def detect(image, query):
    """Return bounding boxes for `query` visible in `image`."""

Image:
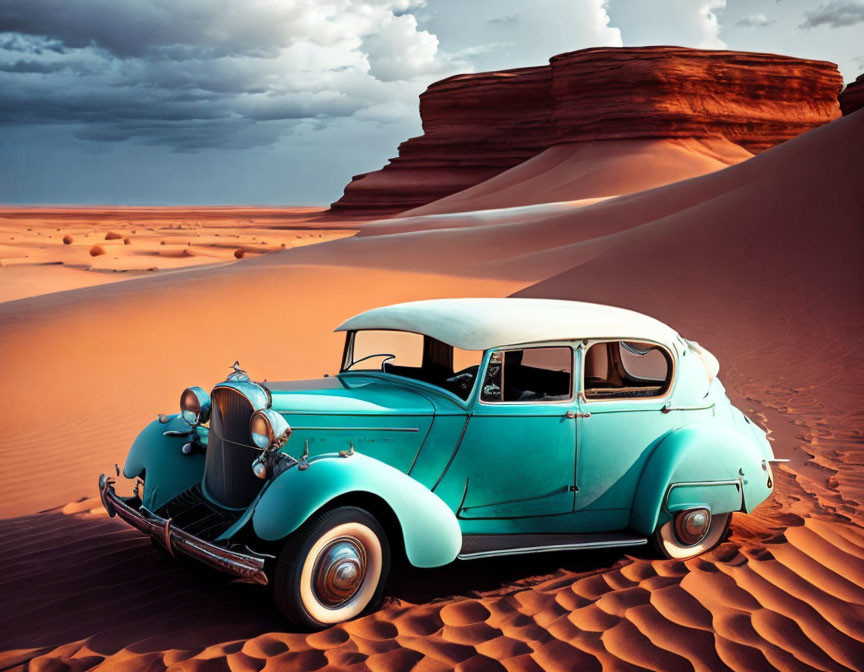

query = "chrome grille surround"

[204,386,265,508]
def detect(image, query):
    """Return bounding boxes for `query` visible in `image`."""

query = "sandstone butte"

[330,46,843,215]
[840,74,864,115]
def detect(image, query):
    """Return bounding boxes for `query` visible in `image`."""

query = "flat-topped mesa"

[330,66,551,214]
[549,47,842,152]
[330,46,843,215]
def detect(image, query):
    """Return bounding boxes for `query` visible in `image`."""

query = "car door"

[572,339,675,517]
[440,344,578,519]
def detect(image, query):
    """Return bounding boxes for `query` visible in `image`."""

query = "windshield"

[342,330,482,400]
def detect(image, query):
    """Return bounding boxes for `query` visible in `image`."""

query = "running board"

[458,532,647,560]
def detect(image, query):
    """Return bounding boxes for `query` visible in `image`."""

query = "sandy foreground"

[0,114,863,671]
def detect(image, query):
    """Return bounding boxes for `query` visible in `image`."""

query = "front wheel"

[272,506,391,629]
[653,509,731,559]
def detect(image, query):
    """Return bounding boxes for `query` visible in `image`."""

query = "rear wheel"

[653,509,731,559]
[272,506,390,629]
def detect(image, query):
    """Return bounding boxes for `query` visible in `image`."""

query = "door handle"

[565,410,591,419]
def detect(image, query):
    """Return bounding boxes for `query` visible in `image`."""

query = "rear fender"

[252,452,461,568]
[630,423,771,536]
[123,414,205,511]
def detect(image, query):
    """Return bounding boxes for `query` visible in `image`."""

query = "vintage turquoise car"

[99,298,779,628]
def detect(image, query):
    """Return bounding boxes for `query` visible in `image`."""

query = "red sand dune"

[0,95,862,671]
[331,46,842,214]
[403,138,753,215]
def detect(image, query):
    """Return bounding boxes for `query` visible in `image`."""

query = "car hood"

[267,374,435,416]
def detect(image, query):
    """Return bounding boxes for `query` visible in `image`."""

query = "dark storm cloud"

[0,0,462,151]
[0,0,310,59]
[0,58,62,73]
[800,1,864,28]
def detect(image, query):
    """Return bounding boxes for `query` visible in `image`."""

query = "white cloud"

[607,0,727,50]
[415,0,622,72]
[736,13,775,28]
[364,12,449,81]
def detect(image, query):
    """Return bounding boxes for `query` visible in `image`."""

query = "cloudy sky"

[1,0,861,206]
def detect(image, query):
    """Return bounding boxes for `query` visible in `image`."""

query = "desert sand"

[1,113,862,672]
[401,138,754,215]
[0,207,355,303]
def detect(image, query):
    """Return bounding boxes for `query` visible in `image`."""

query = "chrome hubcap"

[313,537,367,607]
[674,508,711,545]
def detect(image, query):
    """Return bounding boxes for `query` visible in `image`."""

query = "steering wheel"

[345,353,396,371]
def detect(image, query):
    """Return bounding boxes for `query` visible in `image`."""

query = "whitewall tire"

[654,510,731,559]
[273,506,391,629]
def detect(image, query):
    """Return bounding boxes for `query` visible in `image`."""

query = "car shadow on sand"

[0,508,637,656]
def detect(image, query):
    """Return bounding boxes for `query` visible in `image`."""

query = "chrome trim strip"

[98,474,269,585]
[667,478,741,488]
[275,409,434,417]
[662,478,743,515]
[458,537,647,560]
[288,425,420,432]
[662,402,716,413]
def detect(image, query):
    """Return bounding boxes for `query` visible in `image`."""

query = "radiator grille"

[203,387,264,508]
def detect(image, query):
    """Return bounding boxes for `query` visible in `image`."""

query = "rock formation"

[840,74,864,115]
[330,46,843,215]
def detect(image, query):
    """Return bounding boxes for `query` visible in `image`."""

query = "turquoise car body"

[120,304,776,570]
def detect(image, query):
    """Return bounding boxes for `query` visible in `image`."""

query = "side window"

[583,341,671,400]
[481,346,573,402]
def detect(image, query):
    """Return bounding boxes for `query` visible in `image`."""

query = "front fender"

[630,422,772,536]
[252,453,462,568]
[123,414,205,511]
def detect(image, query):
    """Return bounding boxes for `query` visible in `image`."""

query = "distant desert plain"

[1,46,863,672]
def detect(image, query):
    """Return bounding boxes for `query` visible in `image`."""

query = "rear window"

[583,341,671,399]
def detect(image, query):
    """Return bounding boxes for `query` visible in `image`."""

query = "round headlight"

[250,408,292,450]
[180,386,210,425]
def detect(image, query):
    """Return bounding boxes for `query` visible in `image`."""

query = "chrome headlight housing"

[180,386,210,425]
[249,408,292,451]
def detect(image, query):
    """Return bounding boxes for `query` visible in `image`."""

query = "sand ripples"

[2,508,862,672]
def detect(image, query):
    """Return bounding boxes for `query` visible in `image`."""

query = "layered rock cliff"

[330,46,843,214]
[840,74,864,115]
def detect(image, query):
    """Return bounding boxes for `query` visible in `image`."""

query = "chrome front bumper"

[98,474,269,585]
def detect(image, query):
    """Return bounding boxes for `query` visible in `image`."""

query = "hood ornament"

[227,360,250,382]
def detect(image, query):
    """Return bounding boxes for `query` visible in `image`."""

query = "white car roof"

[335,298,680,351]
